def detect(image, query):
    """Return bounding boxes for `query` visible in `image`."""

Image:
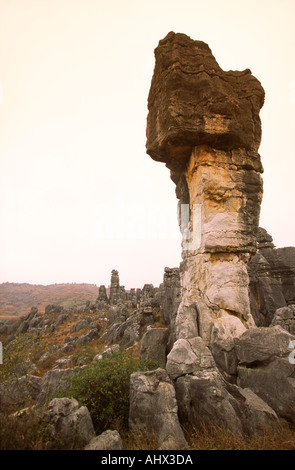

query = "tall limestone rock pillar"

[146,32,265,343]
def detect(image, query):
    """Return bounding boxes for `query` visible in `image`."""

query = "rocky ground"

[0,266,295,450]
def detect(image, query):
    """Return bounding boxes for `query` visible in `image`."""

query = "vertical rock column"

[146,32,265,343]
[109,269,121,305]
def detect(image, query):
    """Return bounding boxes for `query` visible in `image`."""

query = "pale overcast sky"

[0,0,294,289]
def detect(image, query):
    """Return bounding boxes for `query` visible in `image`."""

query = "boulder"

[84,430,123,450]
[237,357,295,423]
[271,305,295,335]
[234,326,294,364]
[175,371,279,436]
[71,319,89,333]
[0,375,41,409]
[129,368,188,450]
[248,229,295,326]
[55,313,69,327]
[234,326,295,423]
[140,327,169,367]
[45,304,64,315]
[44,398,95,448]
[209,315,246,376]
[166,336,215,380]
[37,367,84,406]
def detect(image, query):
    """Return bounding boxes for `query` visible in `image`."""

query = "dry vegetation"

[1,410,295,450]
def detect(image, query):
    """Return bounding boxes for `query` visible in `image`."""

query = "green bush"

[54,349,158,435]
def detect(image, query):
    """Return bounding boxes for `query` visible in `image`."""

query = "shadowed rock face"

[146,32,265,342]
[248,227,295,325]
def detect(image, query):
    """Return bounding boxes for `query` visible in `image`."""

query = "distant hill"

[0,282,99,318]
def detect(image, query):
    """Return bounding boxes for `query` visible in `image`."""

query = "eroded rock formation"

[143,32,295,436]
[248,227,295,325]
[146,31,265,342]
[109,269,120,304]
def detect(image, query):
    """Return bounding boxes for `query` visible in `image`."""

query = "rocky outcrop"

[165,335,279,435]
[0,375,42,410]
[109,269,121,304]
[97,285,109,303]
[146,31,265,343]
[129,368,188,450]
[43,398,95,448]
[147,32,264,169]
[37,367,85,406]
[271,305,295,334]
[235,326,295,423]
[85,430,123,450]
[175,371,279,436]
[140,327,169,367]
[248,227,295,326]
[161,267,181,346]
[143,31,295,440]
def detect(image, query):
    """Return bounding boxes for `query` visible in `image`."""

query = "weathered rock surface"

[166,334,279,434]
[140,327,169,367]
[44,398,95,448]
[97,285,109,303]
[248,228,295,326]
[161,267,181,346]
[209,314,246,377]
[237,357,295,424]
[0,375,41,409]
[146,31,264,343]
[84,430,123,450]
[37,367,85,406]
[175,372,279,436]
[129,368,188,450]
[234,325,293,364]
[271,305,295,334]
[147,31,264,170]
[235,326,295,423]
[109,269,121,304]
[166,336,215,379]
[144,32,295,438]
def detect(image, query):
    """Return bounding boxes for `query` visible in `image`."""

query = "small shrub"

[54,349,158,435]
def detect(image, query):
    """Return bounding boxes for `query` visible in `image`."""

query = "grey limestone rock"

[0,375,42,409]
[209,315,246,377]
[44,398,95,448]
[129,368,188,450]
[175,371,279,436]
[271,305,295,335]
[234,325,295,423]
[84,430,123,450]
[234,325,294,364]
[37,367,85,406]
[166,336,215,380]
[140,327,169,367]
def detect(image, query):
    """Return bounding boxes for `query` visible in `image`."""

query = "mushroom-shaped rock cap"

[146,32,265,172]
